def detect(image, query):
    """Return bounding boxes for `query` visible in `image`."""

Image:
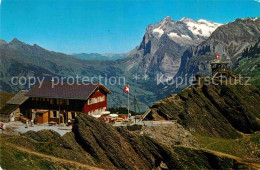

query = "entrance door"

[42,112,48,123]
[60,114,64,124]
[37,114,43,124]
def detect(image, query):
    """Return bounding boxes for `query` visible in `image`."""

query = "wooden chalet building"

[0,90,30,122]
[25,82,112,124]
[1,82,112,124]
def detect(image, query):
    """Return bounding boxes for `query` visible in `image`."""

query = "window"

[101,96,105,102]
[88,99,92,105]
[50,99,54,104]
[50,111,59,118]
[66,99,69,105]
[71,112,76,119]
[53,111,57,118]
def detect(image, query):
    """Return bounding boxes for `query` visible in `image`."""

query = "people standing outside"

[25,120,29,128]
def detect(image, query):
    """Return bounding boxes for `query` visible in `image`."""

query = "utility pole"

[134,95,137,124]
[58,99,60,124]
[128,91,130,119]
[133,95,141,123]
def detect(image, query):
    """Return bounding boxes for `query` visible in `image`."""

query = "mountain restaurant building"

[25,82,112,124]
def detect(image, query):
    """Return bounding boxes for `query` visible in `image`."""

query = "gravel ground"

[3,121,72,136]
[141,123,199,147]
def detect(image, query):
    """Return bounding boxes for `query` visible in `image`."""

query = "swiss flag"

[216,55,220,59]
[124,85,129,94]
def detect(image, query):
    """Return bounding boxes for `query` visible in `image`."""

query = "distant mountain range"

[72,53,127,61]
[0,17,259,111]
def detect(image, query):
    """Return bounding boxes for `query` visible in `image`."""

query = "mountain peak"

[10,38,24,45]
[11,38,19,42]
[158,16,174,25]
[163,16,172,21]
[180,17,196,23]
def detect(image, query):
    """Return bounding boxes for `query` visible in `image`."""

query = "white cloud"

[254,0,260,3]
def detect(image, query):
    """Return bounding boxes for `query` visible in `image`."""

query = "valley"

[1,0,260,169]
[1,17,259,111]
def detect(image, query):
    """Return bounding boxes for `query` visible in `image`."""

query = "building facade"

[1,82,112,124]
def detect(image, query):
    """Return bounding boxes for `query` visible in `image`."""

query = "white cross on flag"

[124,85,129,94]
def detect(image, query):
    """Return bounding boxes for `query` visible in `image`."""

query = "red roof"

[26,82,111,100]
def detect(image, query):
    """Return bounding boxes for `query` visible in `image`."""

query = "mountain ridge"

[126,16,222,80]
[175,17,260,81]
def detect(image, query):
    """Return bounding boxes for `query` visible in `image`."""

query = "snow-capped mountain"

[176,17,260,80]
[180,17,222,37]
[127,16,222,80]
[149,16,222,46]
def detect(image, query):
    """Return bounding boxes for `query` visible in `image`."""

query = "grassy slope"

[195,132,260,162]
[234,56,260,90]
[0,134,101,169]
[0,140,98,169]
[234,38,260,90]
[0,142,67,170]
[0,90,15,109]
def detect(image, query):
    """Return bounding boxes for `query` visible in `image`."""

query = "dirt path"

[5,143,103,170]
[174,145,260,169]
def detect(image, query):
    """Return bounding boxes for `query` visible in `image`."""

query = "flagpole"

[128,90,130,118]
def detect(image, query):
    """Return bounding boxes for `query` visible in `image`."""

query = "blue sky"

[0,0,259,54]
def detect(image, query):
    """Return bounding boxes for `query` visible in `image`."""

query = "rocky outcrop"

[147,82,260,138]
[72,114,180,169]
[71,114,256,169]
